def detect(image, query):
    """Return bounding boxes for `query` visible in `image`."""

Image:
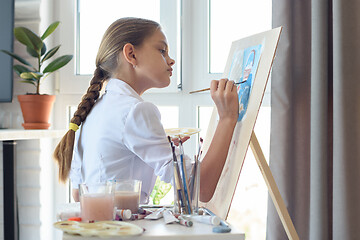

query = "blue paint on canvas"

[228,44,262,122]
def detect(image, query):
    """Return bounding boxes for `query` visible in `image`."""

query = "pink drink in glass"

[114,191,140,213]
[80,193,114,222]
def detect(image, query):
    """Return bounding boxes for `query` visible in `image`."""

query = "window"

[57,1,272,239]
[197,106,213,140]
[157,106,179,129]
[77,0,161,75]
[57,0,180,94]
[209,0,272,73]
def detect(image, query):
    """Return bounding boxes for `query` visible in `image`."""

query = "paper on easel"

[200,27,283,219]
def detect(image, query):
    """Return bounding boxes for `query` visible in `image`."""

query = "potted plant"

[1,21,72,129]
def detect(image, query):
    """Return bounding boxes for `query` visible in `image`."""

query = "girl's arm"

[200,79,239,202]
[72,189,79,202]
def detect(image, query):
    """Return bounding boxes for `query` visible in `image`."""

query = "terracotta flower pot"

[17,95,56,129]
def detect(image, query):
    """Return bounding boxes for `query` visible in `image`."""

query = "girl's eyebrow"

[158,40,168,49]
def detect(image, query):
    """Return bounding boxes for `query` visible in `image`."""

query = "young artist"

[53,17,239,203]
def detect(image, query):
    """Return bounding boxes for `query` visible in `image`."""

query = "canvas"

[200,27,282,219]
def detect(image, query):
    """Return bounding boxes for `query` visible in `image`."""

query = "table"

[62,218,245,240]
[0,129,66,240]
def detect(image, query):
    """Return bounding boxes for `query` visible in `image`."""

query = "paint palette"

[165,128,201,137]
[53,221,144,237]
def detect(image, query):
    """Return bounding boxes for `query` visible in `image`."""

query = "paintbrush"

[179,140,192,214]
[167,136,185,212]
[189,79,247,94]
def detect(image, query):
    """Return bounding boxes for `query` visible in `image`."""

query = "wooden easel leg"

[249,131,299,240]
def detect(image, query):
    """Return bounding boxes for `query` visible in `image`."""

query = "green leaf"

[20,72,35,80]
[0,50,33,67]
[41,43,47,56]
[20,80,36,86]
[150,177,172,205]
[41,21,60,40]
[13,65,31,76]
[43,55,73,73]
[20,71,43,80]
[14,27,43,51]
[41,45,60,63]
[26,46,38,57]
[27,43,46,57]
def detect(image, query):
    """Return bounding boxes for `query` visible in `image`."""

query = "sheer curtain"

[268,0,360,239]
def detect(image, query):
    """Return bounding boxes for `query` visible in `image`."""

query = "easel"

[249,131,299,240]
[196,27,299,239]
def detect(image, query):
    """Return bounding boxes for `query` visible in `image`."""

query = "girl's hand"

[171,136,190,146]
[210,78,239,123]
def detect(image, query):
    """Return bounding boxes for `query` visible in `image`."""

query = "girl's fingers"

[171,136,190,146]
[181,136,190,143]
[210,80,219,94]
[217,78,228,92]
[225,80,235,92]
[172,137,180,146]
[210,78,230,94]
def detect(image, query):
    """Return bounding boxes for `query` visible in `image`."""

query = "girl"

[53,17,239,203]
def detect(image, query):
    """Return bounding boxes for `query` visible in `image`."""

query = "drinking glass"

[79,182,115,222]
[173,160,200,215]
[113,179,142,213]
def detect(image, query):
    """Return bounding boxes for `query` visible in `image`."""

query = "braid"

[71,68,107,125]
[53,67,108,182]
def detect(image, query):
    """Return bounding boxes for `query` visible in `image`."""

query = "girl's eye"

[160,49,166,55]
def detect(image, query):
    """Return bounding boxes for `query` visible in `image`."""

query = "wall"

[0,0,67,239]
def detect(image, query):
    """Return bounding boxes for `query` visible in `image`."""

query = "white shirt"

[70,78,181,203]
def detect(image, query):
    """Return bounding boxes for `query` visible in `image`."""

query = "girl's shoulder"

[130,101,161,119]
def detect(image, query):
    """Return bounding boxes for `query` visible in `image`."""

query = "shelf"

[0,129,66,141]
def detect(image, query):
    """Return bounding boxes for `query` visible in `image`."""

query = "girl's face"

[134,29,175,90]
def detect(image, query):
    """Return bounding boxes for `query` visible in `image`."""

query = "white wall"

[0,0,68,239]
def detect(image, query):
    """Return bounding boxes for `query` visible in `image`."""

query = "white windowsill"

[0,129,66,141]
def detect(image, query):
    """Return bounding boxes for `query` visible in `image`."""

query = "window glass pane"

[69,106,76,124]
[197,106,213,146]
[77,0,160,75]
[157,106,179,129]
[209,0,272,73]
[150,105,179,206]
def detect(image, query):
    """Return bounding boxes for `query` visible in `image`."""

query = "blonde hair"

[53,18,160,182]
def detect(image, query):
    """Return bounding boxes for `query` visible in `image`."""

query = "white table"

[61,218,245,240]
[0,129,66,240]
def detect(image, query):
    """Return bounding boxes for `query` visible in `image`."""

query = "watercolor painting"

[228,49,244,83]
[228,45,263,122]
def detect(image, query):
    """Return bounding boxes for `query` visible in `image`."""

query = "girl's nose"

[168,57,175,66]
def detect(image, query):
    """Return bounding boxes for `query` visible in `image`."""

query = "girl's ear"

[122,43,137,67]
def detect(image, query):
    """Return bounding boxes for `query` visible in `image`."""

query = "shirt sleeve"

[123,101,174,183]
[70,129,83,189]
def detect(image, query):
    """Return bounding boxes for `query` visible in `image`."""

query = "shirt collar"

[105,78,143,101]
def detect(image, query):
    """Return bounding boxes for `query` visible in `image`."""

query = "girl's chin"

[158,78,171,88]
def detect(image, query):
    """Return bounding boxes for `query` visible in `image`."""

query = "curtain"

[268,0,360,239]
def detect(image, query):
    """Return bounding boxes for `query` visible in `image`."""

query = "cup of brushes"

[168,136,200,215]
